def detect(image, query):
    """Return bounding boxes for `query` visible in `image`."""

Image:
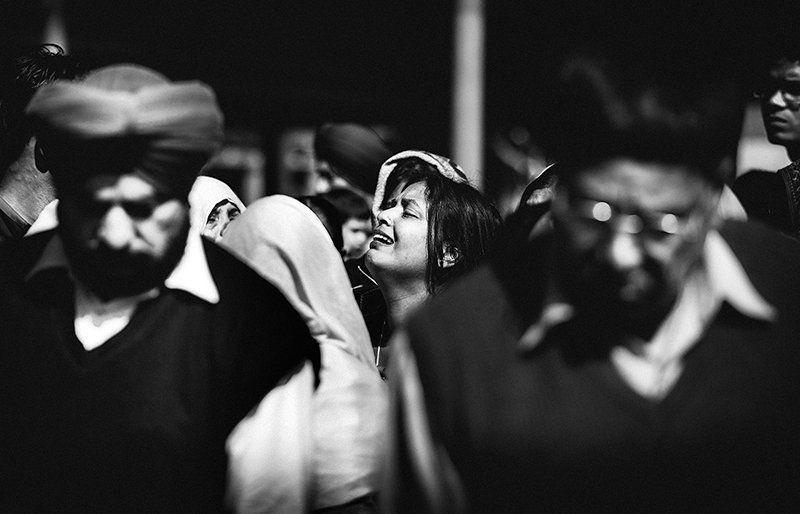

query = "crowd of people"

[1,37,800,513]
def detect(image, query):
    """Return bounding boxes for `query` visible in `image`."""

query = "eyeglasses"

[556,196,702,243]
[753,79,800,108]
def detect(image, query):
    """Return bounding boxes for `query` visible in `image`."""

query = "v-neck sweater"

[0,231,318,512]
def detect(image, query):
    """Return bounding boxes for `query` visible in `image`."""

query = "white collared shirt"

[518,229,775,399]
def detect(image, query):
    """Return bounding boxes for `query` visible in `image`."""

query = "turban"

[26,64,224,198]
[314,123,393,196]
[372,149,469,217]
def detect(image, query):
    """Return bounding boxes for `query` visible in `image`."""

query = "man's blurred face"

[759,59,800,152]
[58,173,190,300]
[551,158,720,335]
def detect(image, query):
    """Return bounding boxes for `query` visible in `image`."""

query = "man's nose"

[602,231,644,272]
[768,89,788,108]
[97,205,136,250]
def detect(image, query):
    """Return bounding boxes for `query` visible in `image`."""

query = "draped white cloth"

[221,195,388,511]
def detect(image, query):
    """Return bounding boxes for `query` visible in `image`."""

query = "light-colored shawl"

[188,175,246,233]
[221,195,387,511]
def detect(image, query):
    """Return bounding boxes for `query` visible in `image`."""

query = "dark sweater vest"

[0,231,319,512]
[403,221,800,512]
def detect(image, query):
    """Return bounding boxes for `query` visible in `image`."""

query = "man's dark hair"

[538,45,747,187]
[0,44,82,173]
[319,186,371,221]
[383,157,502,294]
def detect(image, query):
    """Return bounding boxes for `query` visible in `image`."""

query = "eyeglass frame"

[551,193,708,244]
[752,78,800,108]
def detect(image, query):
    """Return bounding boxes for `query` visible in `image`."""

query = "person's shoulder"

[718,219,800,303]
[405,262,522,361]
[0,229,55,285]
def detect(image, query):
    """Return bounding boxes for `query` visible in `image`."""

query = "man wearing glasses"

[733,48,800,238]
[384,47,800,512]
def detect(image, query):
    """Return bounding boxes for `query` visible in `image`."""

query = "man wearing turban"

[0,64,318,511]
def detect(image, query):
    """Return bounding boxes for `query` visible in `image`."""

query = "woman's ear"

[439,246,461,268]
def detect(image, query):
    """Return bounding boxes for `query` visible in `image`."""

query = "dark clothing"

[345,257,390,377]
[0,195,29,241]
[0,230,319,512]
[733,160,800,238]
[400,220,800,512]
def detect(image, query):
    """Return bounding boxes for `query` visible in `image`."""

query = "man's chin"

[79,268,167,301]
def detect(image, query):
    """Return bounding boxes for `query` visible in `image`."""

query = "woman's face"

[366,180,430,284]
[202,199,241,242]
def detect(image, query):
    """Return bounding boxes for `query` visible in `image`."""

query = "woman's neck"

[378,278,430,329]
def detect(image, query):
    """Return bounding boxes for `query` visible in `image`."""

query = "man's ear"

[439,246,461,269]
[34,140,49,174]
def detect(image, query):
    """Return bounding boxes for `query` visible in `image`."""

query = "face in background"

[341,217,372,260]
[203,199,241,242]
[58,173,190,301]
[551,158,720,336]
[365,180,430,286]
[759,58,800,153]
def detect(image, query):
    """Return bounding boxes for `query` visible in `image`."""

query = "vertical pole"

[43,0,69,51]
[451,0,485,190]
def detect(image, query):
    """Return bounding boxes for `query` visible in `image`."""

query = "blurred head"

[755,52,800,159]
[296,194,345,254]
[319,186,372,260]
[541,48,737,334]
[366,152,502,295]
[26,63,223,300]
[0,44,82,175]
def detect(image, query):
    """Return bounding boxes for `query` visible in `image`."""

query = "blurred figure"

[0,44,81,241]
[734,47,800,238]
[276,126,325,196]
[320,186,373,261]
[385,48,800,512]
[314,122,394,198]
[220,195,387,512]
[363,150,502,373]
[189,175,245,242]
[0,63,317,511]
[296,193,345,254]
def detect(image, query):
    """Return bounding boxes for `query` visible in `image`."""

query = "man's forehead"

[771,59,800,79]
[86,174,158,201]
[566,158,715,210]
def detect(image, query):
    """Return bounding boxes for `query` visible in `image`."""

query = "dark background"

[2,1,797,203]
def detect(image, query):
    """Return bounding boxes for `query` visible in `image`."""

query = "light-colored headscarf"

[221,195,387,511]
[188,175,246,234]
[372,149,469,217]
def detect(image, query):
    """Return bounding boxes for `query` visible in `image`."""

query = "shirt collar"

[518,228,775,351]
[26,230,219,304]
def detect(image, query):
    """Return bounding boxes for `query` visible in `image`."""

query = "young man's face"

[759,58,800,152]
[551,158,720,335]
[58,173,190,300]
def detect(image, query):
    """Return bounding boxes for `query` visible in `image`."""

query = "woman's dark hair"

[383,157,502,294]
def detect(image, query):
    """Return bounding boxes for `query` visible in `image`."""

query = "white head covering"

[372,149,469,217]
[221,195,386,510]
[220,194,374,365]
[188,175,246,234]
